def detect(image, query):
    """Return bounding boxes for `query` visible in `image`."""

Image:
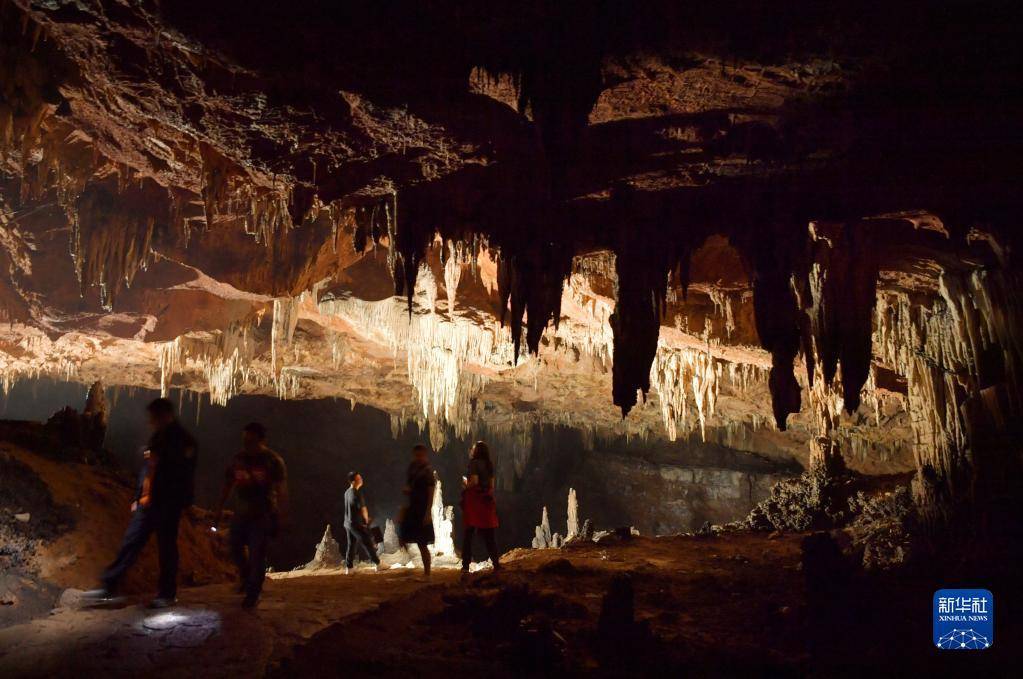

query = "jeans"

[462,526,499,571]
[230,515,273,597]
[101,505,182,598]
[345,525,379,568]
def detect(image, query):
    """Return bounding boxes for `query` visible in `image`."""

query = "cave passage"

[2,378,790,569]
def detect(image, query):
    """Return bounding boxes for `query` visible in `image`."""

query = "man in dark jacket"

[343,471,381,573]
[83,398,197,608]
[214,422,288,608]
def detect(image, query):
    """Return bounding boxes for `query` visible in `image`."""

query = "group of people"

[342,441,502,579]
[82,398,503,611]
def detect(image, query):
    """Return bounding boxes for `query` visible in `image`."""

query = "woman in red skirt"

[460,440,501,575]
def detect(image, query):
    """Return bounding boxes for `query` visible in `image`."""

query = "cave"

[0,0,1020,676]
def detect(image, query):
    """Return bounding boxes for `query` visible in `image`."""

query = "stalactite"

[442,239,469,313]
[497,247,573,364]
[796,221,879,412]
[199,143,295,248]
[610,248,670,417]
[555,254,616,370]
[747,223,806,430]
[275,368,301,400]
[318,287,512,437]
[326,330,348,369]
[649,343,720,441]
[158,324,255,406]
[707,289,738,339]
[0,328,82,394]
[874,265,1022,529]
[270,297,299,378]
[70,181,158,310]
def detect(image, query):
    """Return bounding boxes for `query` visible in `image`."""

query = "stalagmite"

[381,519,399,555]
[304,525,343,570]
[567,487,579,540]
[430,476,455,557]
[81,380,108,451]
[532,506,553,549]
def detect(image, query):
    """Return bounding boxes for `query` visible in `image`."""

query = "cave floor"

[0,568,460,678]
[1,531,1017,677]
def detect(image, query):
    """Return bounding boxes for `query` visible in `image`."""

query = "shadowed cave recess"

[1,0,1022,675]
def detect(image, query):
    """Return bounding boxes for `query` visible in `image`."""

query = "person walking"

[83,398,198,608]
[460,440,501,577]
[343,471,381,573]
[398,444,436,579]
[214,422,288,608]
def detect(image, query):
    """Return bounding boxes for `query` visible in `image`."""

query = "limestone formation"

[566,488,579,541]
[304,525,343,570]
[430,476,455,557]
[532,507,553,549]
[80,381,108,452]
[381,519,399,555]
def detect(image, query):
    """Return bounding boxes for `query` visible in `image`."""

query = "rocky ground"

[0,438,233,628]
[1,526,1019,676]
[0,568,460,678]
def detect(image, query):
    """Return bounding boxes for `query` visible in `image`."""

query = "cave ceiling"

[1,0,1020,474]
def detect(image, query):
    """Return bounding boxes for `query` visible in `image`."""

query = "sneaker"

[375,562,385,572]
[342,566,351,575]
[147,597,176,609]
[81,588,115,600]
[241,594,259,609]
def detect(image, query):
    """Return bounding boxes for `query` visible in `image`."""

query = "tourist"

[82,398,198,609]
[460,440,501,576]
[213,422,289,608]
[343,471,381,573]
[398,444,436,579]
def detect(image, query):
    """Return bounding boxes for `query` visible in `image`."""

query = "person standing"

[398,444,436,579]
[214,422,288,609]
[83,398,197,609]
[460,440,501,576]
[343,471,381,573]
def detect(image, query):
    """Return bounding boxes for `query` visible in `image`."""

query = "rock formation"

[430,476,455,557]
[566,488,579,541]
[303,525,343,570]
[532,507,554,549]
[381,519,399,555]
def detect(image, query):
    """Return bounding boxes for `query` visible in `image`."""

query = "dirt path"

[0,568,457,678]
